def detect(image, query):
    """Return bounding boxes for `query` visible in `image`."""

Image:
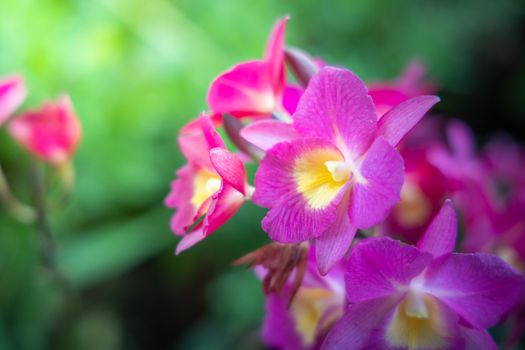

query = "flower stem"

[0,163,36,223]
[30,161,71,293]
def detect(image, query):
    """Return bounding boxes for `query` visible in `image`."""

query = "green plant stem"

[30,161,71,294]
[0,163,36,223]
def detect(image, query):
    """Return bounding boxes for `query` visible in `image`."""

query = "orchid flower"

[261,246,345,350]
[8,95,81,165]
[322,200,525,350]
[165,115,250,253]
[248,66,439,274]
[0,75,26,126]
[207,17,302,121]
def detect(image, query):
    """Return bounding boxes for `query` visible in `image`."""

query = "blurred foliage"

[0,0,524,349]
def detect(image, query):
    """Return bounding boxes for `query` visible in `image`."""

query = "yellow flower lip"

[324,160,352,182]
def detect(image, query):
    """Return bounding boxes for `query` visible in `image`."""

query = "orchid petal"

[282,84,303,115]
[240,120,299,151]
[262,294,304,350]
[175,228,206,255]
[348,137,404,229]
[345,237,432,303]
[461,327,498,350]
[417,199,458,257]
[261,189,339,243]
[0,75,26,126]
[207,60,275,117]
[178,133,213,170]
[200,114,226,149]
[377,95,440,147]
[165,165,198,235]
[424,252,525,328]
[202,183,244,235]
[293,67,377,157]
[209,147,246,195]
[315,202,356,275]
[321,296,402,350]
[264,16,288,97]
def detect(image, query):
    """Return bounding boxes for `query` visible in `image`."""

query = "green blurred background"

[0,0,524,349]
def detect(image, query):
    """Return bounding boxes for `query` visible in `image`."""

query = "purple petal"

[262,294,304,350]
[417,199,458,257]
[321,296,401,350]
[425,252,525,329]
[316,202,356,275]
[377,95,440,147]
[293,67,377,157]
[240,120,299,151]
[461,327,498,350]
[348,137,404,229]
[261,189,339,243]
[447,119,476,159]
[346,237,432,303]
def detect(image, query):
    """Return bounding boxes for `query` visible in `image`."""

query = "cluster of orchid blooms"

[0,75,80,225]
[166,17,525,349]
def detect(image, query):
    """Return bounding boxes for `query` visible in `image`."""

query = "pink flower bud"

[9,95,81,165]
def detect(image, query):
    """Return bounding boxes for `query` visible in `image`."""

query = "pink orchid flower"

[322,200,525,350]
[8,95,81,165]
[207,17,302,121]
[0,75,26,126]
[369,60,436,118]
[165,115,250,253]
[262,246,345,350]
[250,66,439,274]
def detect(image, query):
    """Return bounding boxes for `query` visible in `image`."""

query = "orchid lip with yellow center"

[190,170,221,209]
[388,276,448,349]
[293,147,348,210]
[292,287,341,346]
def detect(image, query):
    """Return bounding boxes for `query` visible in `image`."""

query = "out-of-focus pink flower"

[261,246,345,350]
[207,17,302,121]
[165,115,250,254]
[0,75,26,126]
[8,95,81,165]
[322,200,524,350]
[369,60,436,118]
[459,135,525,268]
[382,118,452,243]
[251,67,439,274]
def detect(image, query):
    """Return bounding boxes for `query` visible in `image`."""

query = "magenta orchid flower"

[322,200,524,350]
[207,17,302,120]
[250,66,439,274]
[8,95,81,165]
[262,246,346,350]
[165,115,250,253]
[0,75,26,126]
[369,60,436,118]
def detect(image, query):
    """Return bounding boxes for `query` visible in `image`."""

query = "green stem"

[0,163,36,223]
[30,162,71,294]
